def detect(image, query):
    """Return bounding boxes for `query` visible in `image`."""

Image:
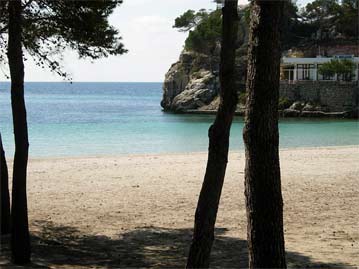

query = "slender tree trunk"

[243,1,286,268]
[186,1,238,267]
[1,133,11,235]
[8,0,31,264]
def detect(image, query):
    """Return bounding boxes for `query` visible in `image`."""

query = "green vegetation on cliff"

[173,0,358,56]
[303,0,358,40]
[174,9,222,54]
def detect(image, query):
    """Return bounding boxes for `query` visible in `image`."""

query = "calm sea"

[0,82,358,157]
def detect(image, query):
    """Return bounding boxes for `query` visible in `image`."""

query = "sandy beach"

[1,146,358,268]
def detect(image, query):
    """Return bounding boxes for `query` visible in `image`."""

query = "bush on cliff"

[174,9,222,55]
[174,0,358,56]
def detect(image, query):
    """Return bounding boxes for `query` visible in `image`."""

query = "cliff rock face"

[170,70,218,112]
[161,15,249,112]
[161,51,219,112]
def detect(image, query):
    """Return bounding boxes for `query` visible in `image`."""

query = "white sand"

[1,146,358,268]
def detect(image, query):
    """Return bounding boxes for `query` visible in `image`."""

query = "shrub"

[318,59,356,81]
[278,97,292,110]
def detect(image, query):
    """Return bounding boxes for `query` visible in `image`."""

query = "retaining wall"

[280,81,359,112]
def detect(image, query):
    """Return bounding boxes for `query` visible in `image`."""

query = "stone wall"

[280,81,359,112]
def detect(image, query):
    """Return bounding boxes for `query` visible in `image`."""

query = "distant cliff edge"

[161,6,358,118]
[161,9,249,113]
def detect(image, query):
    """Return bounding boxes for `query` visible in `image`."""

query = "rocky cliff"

[161,14,248,113]
[161,51,220,112]
[161,9,359,118]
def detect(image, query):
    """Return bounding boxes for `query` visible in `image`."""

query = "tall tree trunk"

[243,1,286,268]
[8,0,31,264]
[1,133,11,235]
[186,1,238,267]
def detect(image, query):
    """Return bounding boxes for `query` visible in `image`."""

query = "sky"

[2,0,314,82]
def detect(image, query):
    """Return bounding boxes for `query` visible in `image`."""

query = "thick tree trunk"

[8,0,31,264]
[243,1,286,268]
[0,133,11,235]
[186,1,238,267]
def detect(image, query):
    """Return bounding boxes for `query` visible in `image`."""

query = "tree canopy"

[302,0,358,40]
[173,9,222,54]
[318,59,356,81]
[173,9,209,32]
[0,0,127,78]
[173,0,358,55]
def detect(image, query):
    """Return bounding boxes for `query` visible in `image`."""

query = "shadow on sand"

[0,220,354,268]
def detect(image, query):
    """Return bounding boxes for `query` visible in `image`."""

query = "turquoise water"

[0,82,358,157]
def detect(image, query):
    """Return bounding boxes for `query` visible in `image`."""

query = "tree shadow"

[0,221,354,268]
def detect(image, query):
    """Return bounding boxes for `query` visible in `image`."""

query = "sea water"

[0,82,358,157]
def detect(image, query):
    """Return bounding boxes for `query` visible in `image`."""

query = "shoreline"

[166,108,359,119]
[8,144,356,160]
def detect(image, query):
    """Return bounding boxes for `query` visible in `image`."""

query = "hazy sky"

[2,0,313,82]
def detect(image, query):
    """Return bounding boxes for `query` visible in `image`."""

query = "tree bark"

[8,0,31,264]
[243,1,286,268]
[186,1,238,267]
[0,133,11,235]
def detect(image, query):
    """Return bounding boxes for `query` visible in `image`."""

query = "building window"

[281,65,294,81]
[297,64,315,80]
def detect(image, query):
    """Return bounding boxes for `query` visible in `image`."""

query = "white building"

[281,55,359,83]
